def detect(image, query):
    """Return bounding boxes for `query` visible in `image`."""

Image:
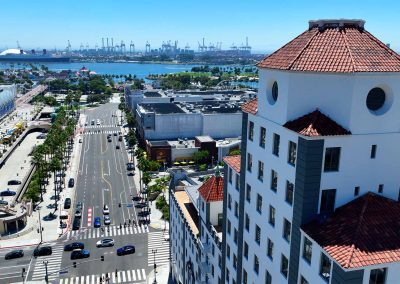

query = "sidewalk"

[0,114,85,249]
[147,264,171,284]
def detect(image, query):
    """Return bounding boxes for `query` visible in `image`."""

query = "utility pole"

[152,249,157,283]
[43,260,49,283]
[38,210,43,243]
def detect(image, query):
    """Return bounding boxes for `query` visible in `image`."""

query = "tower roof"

[198,175,224,202]
[257,19,400,73]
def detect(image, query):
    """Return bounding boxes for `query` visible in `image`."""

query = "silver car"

[104,215,111,225]
[96,238,114,248]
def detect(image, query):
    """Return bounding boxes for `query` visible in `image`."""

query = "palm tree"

[31,146,45,201]
[49,157,61,210]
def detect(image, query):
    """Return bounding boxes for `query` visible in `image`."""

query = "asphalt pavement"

[18,102,164,284]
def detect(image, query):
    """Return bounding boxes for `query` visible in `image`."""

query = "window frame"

[371,144,377,159]
[246,184,251,203]
[256,194,263,214]
[369,268,387,284]
[273,133,280,156]
[270,169,278,192]
[258,160,264,181]
[281,254,289,278]
[228,168,233,184]
[267,238,274,260]
[269,205,276,226]
[247,153,253,172]
[324,147,341,172]
[255,224,261,245]
[285,180,294,205]
[254,254,259,274]
[319,253,332,282]
[259,127,266,148]
[248,121,254,141]
[320,189,336,214]
[302,237,313,264]
[288,141,297,165]
[283,218,291,243]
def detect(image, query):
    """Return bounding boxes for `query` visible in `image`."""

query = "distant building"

[136,100,243,145]
[0,85,16,120]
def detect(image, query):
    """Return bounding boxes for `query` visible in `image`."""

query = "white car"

[97,120,101,125]
[96,238,114,247]
[104,215,111,225]
[103,205,110,215]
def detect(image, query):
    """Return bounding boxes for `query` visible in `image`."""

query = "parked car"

[116,145,120,150]
[113,133,118,136]
[127,163,134,171]
[33,246,52,257]
[36,134,46,139]
[68,178,75,188]
[118,136,123,142]
[7,180,21,185]
[71,249,90,260]
[5,250,24,260]
[64,198,71,209]
[72,218,80,230]
[75,209,82,218]
[0,189,16,197]
[107,139,112,143]
[104,215,111,225]
[64,242,84,251]
[0,200,9,206]
[117,245,135,256]
[96,238,114,248]
[94,217,101,228]
[79,139,82,143]
[76,202,83,210]
[103,204,110,215]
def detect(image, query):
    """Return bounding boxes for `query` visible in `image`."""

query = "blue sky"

[1,0,400,53]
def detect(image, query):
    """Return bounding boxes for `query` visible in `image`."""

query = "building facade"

[223,19,400,284]
[0,85,16,120]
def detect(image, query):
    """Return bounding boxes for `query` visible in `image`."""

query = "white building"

[0,85,16,120]
[170,170,224,284]
[222,19,400,284]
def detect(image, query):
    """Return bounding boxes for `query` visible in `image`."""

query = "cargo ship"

[0,48,70,63]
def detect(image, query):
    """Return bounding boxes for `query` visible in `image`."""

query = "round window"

[272,81,278,102]
[366,88,385,111]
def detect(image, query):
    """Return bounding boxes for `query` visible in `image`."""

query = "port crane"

[66,40,71,53]
[129,41,135,53]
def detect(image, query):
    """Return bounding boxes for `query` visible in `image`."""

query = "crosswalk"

[148,231,170,266]
[84,125,118,129]
[66,225,149,240]
[31,244,64,281]
[59,268,146,284]
[83,130,121,136]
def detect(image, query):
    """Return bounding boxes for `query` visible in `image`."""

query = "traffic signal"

[101,255,104,261]
[73,262,77,268]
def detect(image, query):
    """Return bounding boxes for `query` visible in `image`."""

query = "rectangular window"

[256,194,263,213]
[320,253,331,282]
[354,186,360,197]
[320,189,336,214]
[273,133,280,156]
[324,147,341,172]
[369,268,387,284]
[267,238,274,260]
[255,225,261,245]
[227,244,230,259]
[271,170,278,191]
[228,194,232,210]
[378,184,384,193]
[235,174,239,190]
[248,121,254,141]
[219,255,222,268]
[269,205,276,226]
[228,168,233,184]
[233,253,237,270]
[260,127,266,148]
[226,268,230,282]
[300,276,309,284]
[245,214,250,231]
[227,220,231,235]
[265,271,272,284]
[288,141,297,165]
[234,202,239,218]
[244,242,248,259]
[246,184,251,202]
[371,145,377,159]
[258,161,264,181]
[281,254,288,278]
[254,254,259,274]
[243,269,247,284]
[303,237,313,264]
[234,229,238,244]
[285,181,294,205]
[283,218,291,242]
[247,153,253,172]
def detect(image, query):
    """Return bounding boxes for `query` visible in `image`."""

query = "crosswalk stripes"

[31,244,64,281]
[83,130,121,136]
[59,269,146,284]
[66,225,149,240]
[84,125,118,129]
[148,231,170,266]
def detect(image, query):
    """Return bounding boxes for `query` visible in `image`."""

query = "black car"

[33,246,52,257]
[5,250,24,260]
[76,201,83,210]
[107,139,112,143]
[72,218,80,230]
[64,242,84,251]
[0,189,16,197]
[68,178,75,188]
[113,133,118,136]
[127,163,134,171]
[64,198,71,209]
[117,245,135,256]
[7,180,21,185]
[71,249,90,260]
[116,145,120,149]
[118,136,123,141]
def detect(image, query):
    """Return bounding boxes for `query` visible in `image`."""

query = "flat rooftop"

[143,91,162,98]
[140,103,185,114]
[175,190,199,235]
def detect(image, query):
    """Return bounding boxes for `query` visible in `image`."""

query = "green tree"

[192,150,209,165]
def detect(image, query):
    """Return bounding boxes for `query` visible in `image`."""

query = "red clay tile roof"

[198,176,224,202]
[241,98,258,114]
[257,20,400,73]
[223,155,241,173]
[283,110,351,137]
[302,192,400,269]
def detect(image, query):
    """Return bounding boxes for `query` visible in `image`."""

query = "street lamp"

[43,260,49,283]
[152,249,157,284]
[37,210,43,243]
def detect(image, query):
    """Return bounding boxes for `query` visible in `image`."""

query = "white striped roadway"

[59,268,146,284]
[147,231,170,266]
[66,225,149,241]
[31,244,64,281]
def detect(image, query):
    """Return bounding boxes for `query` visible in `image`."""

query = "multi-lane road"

[0,102,169,284]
